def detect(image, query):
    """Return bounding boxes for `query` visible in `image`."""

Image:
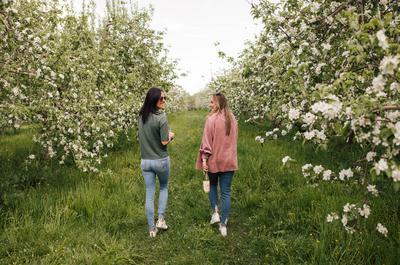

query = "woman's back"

[196,111,238,173]
[138,112,169,160]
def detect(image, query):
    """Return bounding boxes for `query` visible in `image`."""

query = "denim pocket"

[156,158,169,173]
[161,159,168,169]
[141,159,149,171]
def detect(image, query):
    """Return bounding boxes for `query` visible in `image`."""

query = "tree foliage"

[211,0,400,234]
[0,0,177,171]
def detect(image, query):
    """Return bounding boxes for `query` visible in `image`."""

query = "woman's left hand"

[202,160,208,172]
[169,131,175,141]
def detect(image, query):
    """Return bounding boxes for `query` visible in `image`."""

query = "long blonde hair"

[210,92,233,136]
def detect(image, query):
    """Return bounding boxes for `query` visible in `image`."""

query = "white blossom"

[342,50,350,57]
[304,130,315,140]
[322,43,331,51]
[302,163,313,177]
[313,165,324,175]
[376,223,388,237]
[339,168,353,180]
[315,63,326,75]
[341,214,348,226]
[311,47,320,56]
[376,29,389,50]
[358,204,371,218]
[379,56,399,75]
[311,99,342,120]
[322,170,332,180]
[374,159,388,175]
[12,87,20,96]
[390,82,399,91]
[366,151,376,162]
[392,169,400,182]
[326,212,339,222]
[371,75,386,93]
[288,108,300,121]
[282,156,292,165]
[394,122,400,146]
[303,112,316,125]
[343,203,356,213]
[315,130,326,140]
[255,136,264,144]
[265,131,273,137]
[386,111,400,122]
[367,184,379,196]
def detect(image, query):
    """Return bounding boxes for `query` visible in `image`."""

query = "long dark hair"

[211,92,233,136]
[139,87,163,124]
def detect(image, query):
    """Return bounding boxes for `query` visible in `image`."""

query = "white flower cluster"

[326,212,339,223]
[367,184,379,196]
[281,155,293,166]
[255,135,264,144]
[376,223,388,237]
[338,168,353,181]
[303,129,326,141]
[302,163,356,183]
[288,108,300,121]
[310,96,342,120]
[328,203,373,234]
[265,128,280,140]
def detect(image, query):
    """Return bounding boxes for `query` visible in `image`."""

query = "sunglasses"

[159,96,167,102]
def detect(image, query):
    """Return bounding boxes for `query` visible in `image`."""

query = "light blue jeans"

[141,156,170,229]
[208,171,234,225]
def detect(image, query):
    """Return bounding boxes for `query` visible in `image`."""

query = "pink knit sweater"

[196,111,238,173]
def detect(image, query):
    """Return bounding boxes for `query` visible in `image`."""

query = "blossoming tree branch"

[209,0,399,236]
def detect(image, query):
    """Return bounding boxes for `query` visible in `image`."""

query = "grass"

[0,110,399,264]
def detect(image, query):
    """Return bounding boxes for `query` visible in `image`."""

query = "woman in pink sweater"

[196,92,238,237]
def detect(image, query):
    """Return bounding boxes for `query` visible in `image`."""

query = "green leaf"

[380,128,393,141]
[370,167,377,182]
[394,182,400,192]
[341,122,350,136]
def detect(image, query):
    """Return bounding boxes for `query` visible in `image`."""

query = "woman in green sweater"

[138,87,175,237]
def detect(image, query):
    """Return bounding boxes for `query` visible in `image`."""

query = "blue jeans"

[141,156,170,229]
[208,171,234,225]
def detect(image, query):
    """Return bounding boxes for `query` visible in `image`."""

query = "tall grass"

[0,110,398,264]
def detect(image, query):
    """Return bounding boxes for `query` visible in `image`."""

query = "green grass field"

[0,110,399,264]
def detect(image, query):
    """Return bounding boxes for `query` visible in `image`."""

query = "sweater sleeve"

[159,114,169,142]
[199,117,214,160]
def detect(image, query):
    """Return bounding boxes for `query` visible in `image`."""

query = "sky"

[74,0,262,95]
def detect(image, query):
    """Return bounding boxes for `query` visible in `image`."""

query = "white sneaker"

[149,227,158,237]
[156,218,168,230]
[219,224,227,237]
[210,212,220,224]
